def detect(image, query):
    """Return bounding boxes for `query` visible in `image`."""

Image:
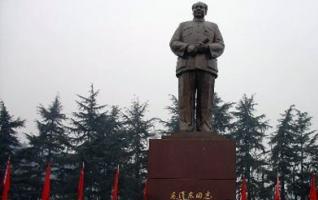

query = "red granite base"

[147,133,236,200]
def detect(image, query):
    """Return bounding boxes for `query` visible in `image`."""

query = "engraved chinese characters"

[170,190,213,200]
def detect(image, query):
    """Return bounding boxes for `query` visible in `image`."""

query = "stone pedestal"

[147,132,236,200]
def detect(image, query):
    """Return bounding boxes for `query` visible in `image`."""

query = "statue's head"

[192,2,208,19]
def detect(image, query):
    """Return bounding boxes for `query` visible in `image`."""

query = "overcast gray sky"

[1,0,318,137]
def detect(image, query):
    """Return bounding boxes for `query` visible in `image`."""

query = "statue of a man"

[170,2,225,132]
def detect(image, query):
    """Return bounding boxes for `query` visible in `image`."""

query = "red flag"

[77,162,85,200]
[274,176,281,200]
[1,158,11,200]
[111,166,119,200]
[41,164,51,200]
[143,180,148,200]
[310,174,317,200]
[240,177,247,200]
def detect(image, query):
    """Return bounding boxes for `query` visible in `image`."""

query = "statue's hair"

[192,2,208,11]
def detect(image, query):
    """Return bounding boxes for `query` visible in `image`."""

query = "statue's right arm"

[169,24,189,57]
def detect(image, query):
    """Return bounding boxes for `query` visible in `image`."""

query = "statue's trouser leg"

[196,71,215,132]
[178,71,195,131]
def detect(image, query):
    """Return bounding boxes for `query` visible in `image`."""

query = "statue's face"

[192,4,206,19]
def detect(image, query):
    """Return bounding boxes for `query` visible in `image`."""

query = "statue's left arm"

[208,24,225,58]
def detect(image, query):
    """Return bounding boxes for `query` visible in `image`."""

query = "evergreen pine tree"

[71,85,126,199]
[14,96,70,199]
[0,101,24,198]
[269,105,297,200]
[291,109,317,200]
[231,95,269,200]
[121,99,156,200]
[71,85,107,199]
[91,105,127,199]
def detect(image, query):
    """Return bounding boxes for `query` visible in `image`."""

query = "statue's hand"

[197,43,210,53]
[186,44,198,56]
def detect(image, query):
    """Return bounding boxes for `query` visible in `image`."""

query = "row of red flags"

[240,175,318,200]
[0,159,122,200]
[1,157,317,200]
